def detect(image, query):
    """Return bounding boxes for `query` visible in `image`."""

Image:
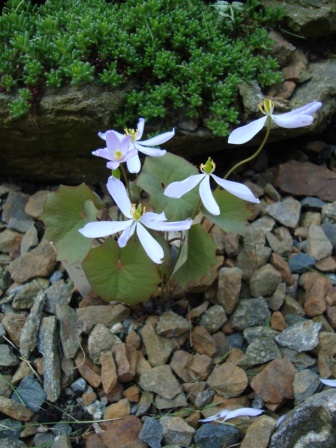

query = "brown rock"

[326,286,336,306]
[186,301,209,320]
[140,316,175,367]
[191,326,216,358]
[315,256,336,272]
[250,358,297,404]
[270,253,295,285]
[104,398,130,419]
[123,385,140,403]
[82,392,97,406]
[240,415,277,448]
[74,352,101,388]
[217,267,243,314]
[276,161,336,202]
[101,415,146,448]
[0,396,34,421]
[207,361,248,398]
[24,190,48,219]
[302,272,331,317]
[170,350,194,383]
[135,350,152,376]
[182,382,206,404]
[189,353,213,381]
[103,383,124,404]
[275,80,296,100]
[270,311,287,331]
[0,229,23,254]
[100,351,118,394]
[112,343,137,383]
[326,306,336,329]
[125,330,141,350]
[7,240,57,283]
[77,304,130,327]
[2,312,26,348]
[86,434,105,448]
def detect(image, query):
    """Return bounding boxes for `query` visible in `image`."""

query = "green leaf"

[42,183,104,265]
[136,153,199,221]
[202,189,253,235]
[82,238,160,304]
[172,224,217,288]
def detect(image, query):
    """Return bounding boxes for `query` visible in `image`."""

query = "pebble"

[139,417,163,448]
[288,252,316,273]
[88,323,121,364]
[11,375,46,412]
[275,320,322,352]
[19,290,45,358]
[0,396,34,421]
[207,362,248,398]
[238,336,282,368]
[156,310,191,337]
[0,344,19,367]
[293,369,321,405]
[199,305,227,333]
[306,224,333,260]
[160,416,196,446]
[100,415,146,448]
[240,415,276,448]
[266,197,301,228]
[216,267,242,314]
[139,365,182,399]
[250,264,282,297]
[140,317,175,367]
[231,298,270,330]
[194,423,241,448]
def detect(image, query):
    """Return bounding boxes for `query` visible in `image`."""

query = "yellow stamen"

[130,203,144,220]
[124,128,138,142]
[258,98,274,116]
[114,149,123,160]
[200,157,216,175]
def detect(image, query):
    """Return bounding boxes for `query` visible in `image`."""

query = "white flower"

[92,132,137,170]
[99,118,175,173]
[79,177,192,264]
[164,157,259,216]
[320,378,336,388]
[228,100,322,145]
[199,407,264,423]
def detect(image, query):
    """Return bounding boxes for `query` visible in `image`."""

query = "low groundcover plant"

[42,99,321,305]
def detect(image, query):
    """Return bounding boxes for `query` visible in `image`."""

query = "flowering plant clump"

[42,99,321,304]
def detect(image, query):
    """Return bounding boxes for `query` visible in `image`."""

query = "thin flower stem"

[224,117,271,180]
[119,163,132,198]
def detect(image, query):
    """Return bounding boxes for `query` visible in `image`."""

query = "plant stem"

[120,163,132,198]
[224,117,271,180]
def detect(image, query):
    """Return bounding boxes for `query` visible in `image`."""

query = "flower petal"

[136,118,145,140]
[164,174,205,198]
[280,101,322,117]
[199,176,220,216]
[106,176,132,218]
[212,173,260,203]
[140,128,175,146]
[135,143,167,157]
[106,160,121,170]
[92,148,113,161]
[126,153,141,173]
[136,222,164,264]
[118,222,136,247]
[272,113,314,129]
[199,409,230,422]
[141,211,167,223]
[105,130,121,150]
[320,378,336,387]
[223,408,264,421]
[228,116,267,144]
[79,220,132,238]
[142,215,193,232]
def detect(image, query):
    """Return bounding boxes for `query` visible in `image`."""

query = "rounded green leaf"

[136,153,199,221]
[201,189,253,234]
[42,183,104,265]
[82,238,161,305]
[172,224,217,288]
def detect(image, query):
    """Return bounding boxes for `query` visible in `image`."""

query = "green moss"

[0,0,285,136]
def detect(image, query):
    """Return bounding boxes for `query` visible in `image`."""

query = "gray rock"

[266,231,292,257]
[136,391,153,417]
[70,378,87,393]
[250,264,282,297]
[44,280,72,314]
[19,290,45,358]
[293,369,321,405]
[0,345,19,367]
[269,389,336,448]
[301,197,326,210]
[243,326,279,344]
[140,318,175,367]
[155,392,188,410]
[194,423,241,448]
[238,336,282,368]
[20,224,38,255]
[322,221,336,249]
[88,323,121,364]
[322,202,336,221]
[52,434,72,448]
[11,279,44,310]
[76,304,130,327]
[156,311,191,337]
[139,417,163,448]
[11,375,46,413]
[56,304,81,359]
[0,439,27,448]
[279,347,315,370]
[195,388,215,409]
[38,316,61,402]
[160,416,195,447]
[139,365,182,399]
[0,269,12,292]
[251,216,276,233]
[288,252,316,273]
[2,191,34,233]
[306,224,333,260]
[275,320,322,352]
[266,197,301,228]
[231,298,270,331]
[199,305,227,333]
[0,418,22,438]
[217,267,242,314]
[34,432,55,447]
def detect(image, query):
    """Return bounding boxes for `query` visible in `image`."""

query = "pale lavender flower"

[320,378,336,388]
[199,407,264,423]
[228,100,322,145]
[99,117,175,173]
[92,132,136,170]
[79,176,192,264]
[164,157,259,216]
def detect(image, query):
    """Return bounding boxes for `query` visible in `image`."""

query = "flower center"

[200,157,216,175]
[258,98,275,116]
[114,149,123,160]
[130,203,144,220]
[124,128,138,142]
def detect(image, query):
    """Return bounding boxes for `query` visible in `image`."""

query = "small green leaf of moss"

[82,238,160,304]
[42,183,104,265]
[172,224,217,288]
[136,153,199,221]
[202,189,253,235]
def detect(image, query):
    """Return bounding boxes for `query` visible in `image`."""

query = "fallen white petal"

[211,174,259,203]
[199,176,220,216]
[223,408,264,421]
[276,414,286,428]
[320,378,336,387]
[228,116,267,144]
[199,409,230,422]
[164,174,204,198]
